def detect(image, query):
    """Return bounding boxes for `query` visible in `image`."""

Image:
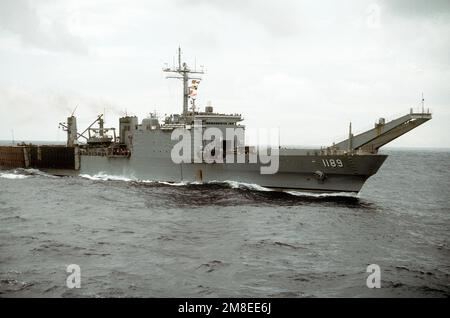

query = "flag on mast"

[189,79,200,99]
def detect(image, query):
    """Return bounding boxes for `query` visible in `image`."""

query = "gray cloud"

[382,0,450,17]
[174,0,303,37]
[0,0,448,147]
[0,0,87,54]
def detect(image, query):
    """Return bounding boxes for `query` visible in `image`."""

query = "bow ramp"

[334,110,432,153]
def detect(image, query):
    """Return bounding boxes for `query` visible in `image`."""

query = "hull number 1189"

[322,158,344,168]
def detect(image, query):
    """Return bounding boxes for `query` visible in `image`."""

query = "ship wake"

[0,168,57,180]
[78,172,358,199]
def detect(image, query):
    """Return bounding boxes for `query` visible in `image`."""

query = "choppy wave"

[79,172,190,187]
[19,168,58,178]
[0,168,57,179]
[2,150,449,297]
[80,173,272,191]
[285,190,358,198]
[0,172,28,179]
[221,180,273,192]
[158,181,189,186]
[79,172,136,182]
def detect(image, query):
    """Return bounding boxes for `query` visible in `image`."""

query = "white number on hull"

[322,159,344,168]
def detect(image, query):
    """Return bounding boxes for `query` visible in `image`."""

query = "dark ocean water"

[0,149,449,298]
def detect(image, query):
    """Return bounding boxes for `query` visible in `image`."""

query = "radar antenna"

[163,47,204,117]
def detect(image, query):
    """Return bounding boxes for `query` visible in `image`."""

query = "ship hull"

[76,153,387,193]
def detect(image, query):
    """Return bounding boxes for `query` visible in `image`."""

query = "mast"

[163,47,204,117]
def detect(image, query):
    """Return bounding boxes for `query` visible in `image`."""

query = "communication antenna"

[11,129,15,146]
[278,126,281,149]
[163,47,205,117]
[421,92,425,113]
[71,105,78,117]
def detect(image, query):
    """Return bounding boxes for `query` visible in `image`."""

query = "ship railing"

[234,147,373,156]
[281,147,374,156]
[410,106,432,115]
[106,147,131,158]
[315,148,373,156]
[79,147,131,157]
[79,148,108,157]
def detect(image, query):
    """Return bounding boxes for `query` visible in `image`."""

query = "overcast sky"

[0,0,449,147]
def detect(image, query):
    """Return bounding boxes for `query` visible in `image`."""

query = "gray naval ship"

[2,49,431,194]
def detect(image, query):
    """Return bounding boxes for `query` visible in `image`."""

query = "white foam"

[221,180,273,192]
[79,173,182,185]
[0,172,28,179]
[285,190,358,198]
[0,168,61,179]
[158,181,189,186]
[79,172,136,182]
[18,168,58,178]
[80,173,186,185]
[140,179,156,184]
